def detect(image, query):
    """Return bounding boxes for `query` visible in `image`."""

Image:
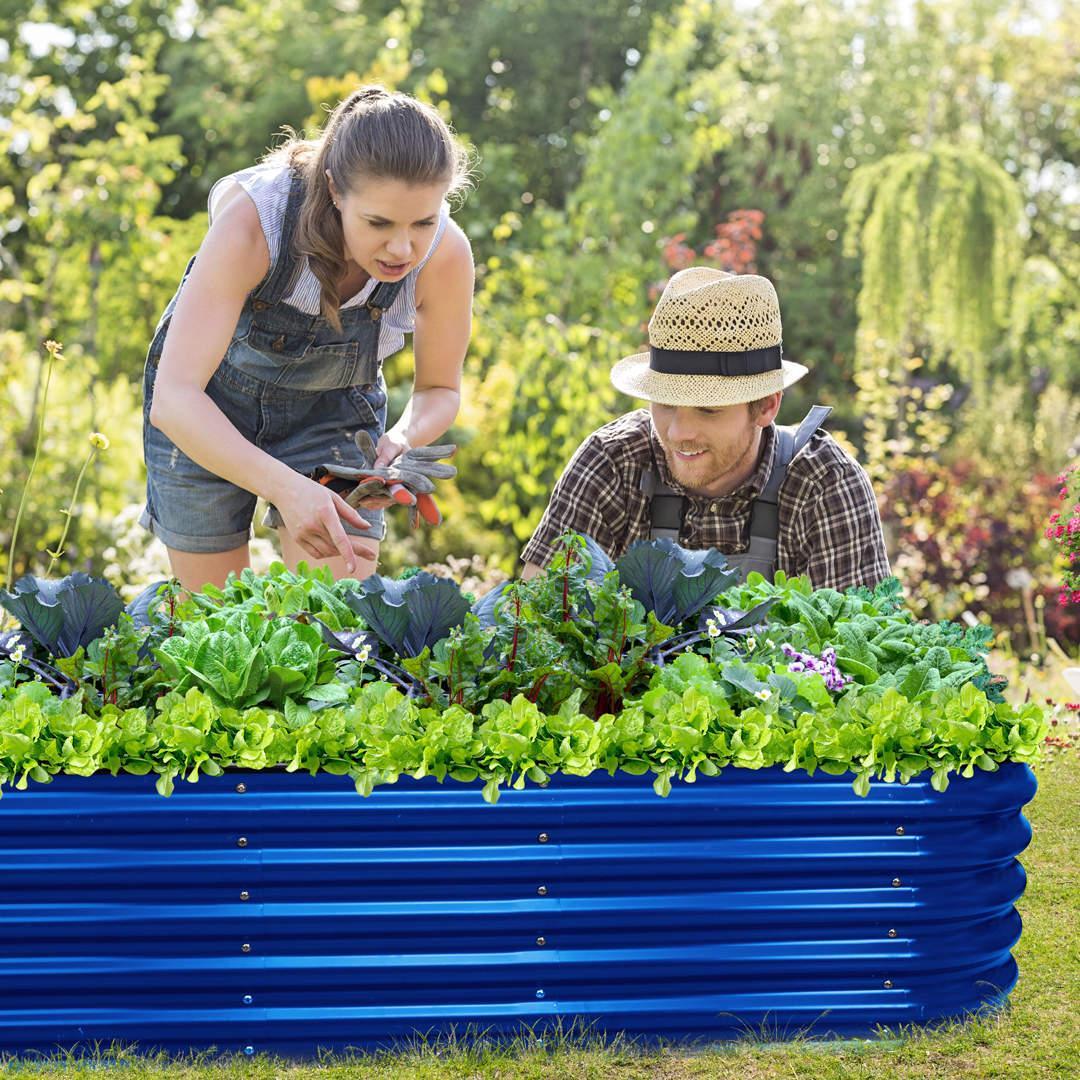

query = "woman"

[141,85,475,591]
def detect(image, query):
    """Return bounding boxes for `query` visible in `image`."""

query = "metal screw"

[241,943,251,953]
[242,995,253,1005]
[239,890,250,901]
[892,878,902,887]
[537,832,550,844]
[537,885,548,896]
[888,929,898,938]
[536,936,546,947]
[535,989,545,999]
[236,783,247,794]
[243,1046,255,1057]
[895,826,905,836]
[883,980,894,989]
[237,837,248,848]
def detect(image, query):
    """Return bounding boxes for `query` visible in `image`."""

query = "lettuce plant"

[191,561,363,632]
[154,609,336,709]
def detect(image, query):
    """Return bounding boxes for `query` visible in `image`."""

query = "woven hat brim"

[610,353,808,406]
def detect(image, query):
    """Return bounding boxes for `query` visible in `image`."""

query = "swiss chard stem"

[561,547,575,621]
[507,591,522,674]
[527,671,550,704]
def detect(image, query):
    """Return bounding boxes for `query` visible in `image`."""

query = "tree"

[843,144,1025,380]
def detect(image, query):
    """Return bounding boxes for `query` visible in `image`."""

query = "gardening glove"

[312,430,457,528]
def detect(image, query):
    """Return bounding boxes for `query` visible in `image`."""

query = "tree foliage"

[0,0,1076,646]
[844,145,1025,379]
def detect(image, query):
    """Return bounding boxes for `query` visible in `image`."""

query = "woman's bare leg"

[165,544,251,594]
[277,530,380,582]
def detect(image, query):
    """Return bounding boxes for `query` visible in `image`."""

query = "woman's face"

[327,172,447,282]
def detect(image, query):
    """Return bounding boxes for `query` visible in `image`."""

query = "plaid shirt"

[521,409,891,591]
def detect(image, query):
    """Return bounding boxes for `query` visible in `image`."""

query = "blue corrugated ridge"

[0,763,1035,1055]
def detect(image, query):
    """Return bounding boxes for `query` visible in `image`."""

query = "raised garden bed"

[0,762,1035,1056]
[0,538,1048,1056]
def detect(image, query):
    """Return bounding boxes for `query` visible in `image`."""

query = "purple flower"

[780,643,850,692]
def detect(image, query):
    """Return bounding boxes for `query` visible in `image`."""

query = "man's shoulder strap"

[639,467,683,541]
[747,404,832,538]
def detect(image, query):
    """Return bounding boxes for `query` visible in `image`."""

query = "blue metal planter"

[0,763,1035,1056]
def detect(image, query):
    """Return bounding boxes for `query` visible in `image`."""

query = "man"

[520,266,891,590]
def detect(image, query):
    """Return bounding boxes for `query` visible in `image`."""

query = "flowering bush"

[656,209,766,294]
[1046,464,1080,607]
[878,456,1069,645]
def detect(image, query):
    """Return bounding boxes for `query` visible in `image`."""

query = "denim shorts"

[140,359,388,554]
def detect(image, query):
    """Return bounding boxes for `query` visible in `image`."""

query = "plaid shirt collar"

[647,415,778,503]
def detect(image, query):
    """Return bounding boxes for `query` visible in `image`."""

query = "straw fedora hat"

[610,267,808,406]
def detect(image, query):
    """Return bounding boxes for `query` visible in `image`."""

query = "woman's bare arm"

[148,191,375,569]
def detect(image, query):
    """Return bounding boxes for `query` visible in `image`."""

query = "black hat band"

[649,343,782,376]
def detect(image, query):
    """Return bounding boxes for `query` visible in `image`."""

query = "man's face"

[649,400,772,495]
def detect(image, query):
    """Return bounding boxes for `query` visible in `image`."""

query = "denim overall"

[643,405,833,581]
[140,171,403,554]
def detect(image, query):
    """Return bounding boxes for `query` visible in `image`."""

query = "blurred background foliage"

[1,0,1077,659]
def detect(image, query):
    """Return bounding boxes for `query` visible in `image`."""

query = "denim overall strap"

[249,170,406,322]
[639,468,682,543]
[250,170,306,307]
[726,405,832,581]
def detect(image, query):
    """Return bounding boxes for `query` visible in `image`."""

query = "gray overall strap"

[639,468,683,542]
[643,405,832,579]
[743,406,833,557]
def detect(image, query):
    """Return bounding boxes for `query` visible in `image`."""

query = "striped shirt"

[521,409,892,591]
[206,163,449,364]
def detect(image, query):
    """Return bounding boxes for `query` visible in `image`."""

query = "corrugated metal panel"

[0,763,1035,1056]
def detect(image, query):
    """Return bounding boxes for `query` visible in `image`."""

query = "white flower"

[9,644,26,665]
[356,644,372,665]
[755,688,771,702]
[766,639,774,648]
[706,618,721,639]
[746,636,757,651]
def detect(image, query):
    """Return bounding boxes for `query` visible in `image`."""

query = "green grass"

[2,752,1076,1079]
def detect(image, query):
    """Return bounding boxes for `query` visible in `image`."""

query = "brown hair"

[265,86,473,329]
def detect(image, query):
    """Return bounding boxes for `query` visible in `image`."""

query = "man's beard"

[663,428,758,492]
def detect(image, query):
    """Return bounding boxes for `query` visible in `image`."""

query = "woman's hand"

[373,429,410,469]
[272,473,378,574]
